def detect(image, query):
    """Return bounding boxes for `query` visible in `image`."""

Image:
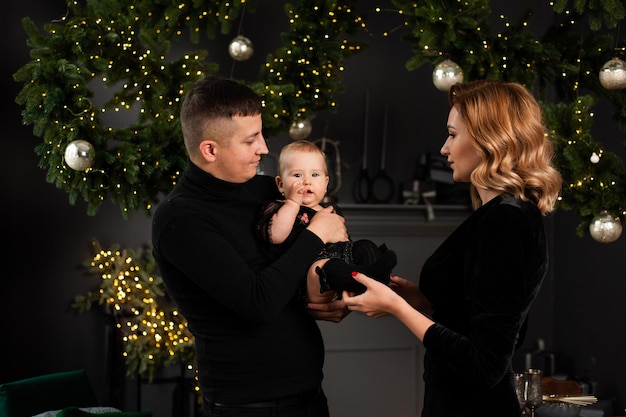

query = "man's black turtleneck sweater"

[152,161,327,404]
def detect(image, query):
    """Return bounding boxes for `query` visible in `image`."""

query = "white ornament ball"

[589,210,623,243]
[289,119,313,140]
[64,139,95,171]
[433,59,464,92]
[599,57,626,90]
[590,152,600,164]
[228,35,254,61]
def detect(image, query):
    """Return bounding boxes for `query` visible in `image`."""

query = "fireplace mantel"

[339,203,472,237]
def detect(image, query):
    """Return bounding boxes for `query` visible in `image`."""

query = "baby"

[257,140,397,303]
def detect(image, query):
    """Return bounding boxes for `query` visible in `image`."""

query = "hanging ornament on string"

[64,139,95,171]
[599,57,626,90]
[432,59,464,92]
[228,35,254,61]
[590,152,601,164]
[289,119,313,140]
[228,3,253,63]
[589,210,623,243]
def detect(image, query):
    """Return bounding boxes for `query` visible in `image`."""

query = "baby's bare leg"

[306,258,338,304]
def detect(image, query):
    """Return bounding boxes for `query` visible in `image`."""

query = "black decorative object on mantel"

[370,106,395,204]
[354,91,373,204]
[400,153,471,207]
[313,135,342,204]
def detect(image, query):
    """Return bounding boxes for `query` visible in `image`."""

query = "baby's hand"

[286,181,305,205]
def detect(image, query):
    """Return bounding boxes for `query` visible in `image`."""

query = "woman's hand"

[342,272,403,318]
[389,275,433,316]
[344,273,434,342]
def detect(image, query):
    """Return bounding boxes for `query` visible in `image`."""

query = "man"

[152,74,349,417]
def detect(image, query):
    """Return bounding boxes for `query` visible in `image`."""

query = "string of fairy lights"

[72,241,196,381]
[15,0,626,384]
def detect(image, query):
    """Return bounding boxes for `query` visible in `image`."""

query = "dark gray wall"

[3,1,625,415]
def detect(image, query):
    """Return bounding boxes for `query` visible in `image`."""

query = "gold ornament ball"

[228,35,254,61]
[589,210,623,243]
[432,59,464,92]
[289,119,313,140]
[64,139,95,171]
[599,57,626,90]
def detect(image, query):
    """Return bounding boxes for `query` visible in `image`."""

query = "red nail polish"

[351,271,358,277]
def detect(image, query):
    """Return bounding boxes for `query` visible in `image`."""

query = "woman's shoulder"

[479,194,539,214]
[477,195,544,236]
[494,195,541,219]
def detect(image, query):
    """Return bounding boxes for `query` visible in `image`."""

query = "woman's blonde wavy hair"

[449,80,562,215]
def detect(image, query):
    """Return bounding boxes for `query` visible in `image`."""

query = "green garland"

[14,0,363,217]
[250,2,364,132]
[544,97,626,236]
[13,0,626,233]
[392,0,626,234]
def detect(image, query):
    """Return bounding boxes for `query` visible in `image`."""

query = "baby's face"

[279,152,329,208]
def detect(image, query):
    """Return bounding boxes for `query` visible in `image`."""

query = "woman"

[343,80,562,417]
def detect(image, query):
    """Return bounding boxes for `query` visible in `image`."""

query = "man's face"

[210,114,268,183]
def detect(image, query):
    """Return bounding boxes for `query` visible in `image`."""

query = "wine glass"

[514,372,528,414]
[526,368,543,417]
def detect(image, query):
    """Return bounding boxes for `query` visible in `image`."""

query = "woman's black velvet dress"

[419,195,548,417]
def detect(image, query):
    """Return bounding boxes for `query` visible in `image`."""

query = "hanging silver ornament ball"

[289,119,313,140]
[590,152,600,164]
[589,210,623,243]
[433,59,464,92]
[599,57,626,90]
[64,139,95,171]
[228,35,254,61]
